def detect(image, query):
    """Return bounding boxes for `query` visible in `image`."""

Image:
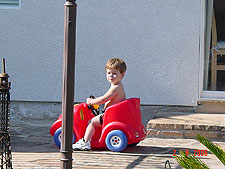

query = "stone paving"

[9,119,225,169]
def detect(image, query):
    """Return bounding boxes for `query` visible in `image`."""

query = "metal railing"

[0,58,12,168]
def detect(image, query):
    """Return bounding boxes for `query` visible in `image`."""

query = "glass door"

[202,0,225,99]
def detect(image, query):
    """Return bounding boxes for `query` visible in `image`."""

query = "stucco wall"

[0,0,201,106]
[76,0,201,106]
[0,0,65,102]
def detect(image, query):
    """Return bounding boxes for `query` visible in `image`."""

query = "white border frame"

[198,0,205,100]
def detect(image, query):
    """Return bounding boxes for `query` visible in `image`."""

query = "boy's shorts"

[99,114,104,124]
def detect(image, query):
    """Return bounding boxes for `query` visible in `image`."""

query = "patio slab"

[9,119,225,168]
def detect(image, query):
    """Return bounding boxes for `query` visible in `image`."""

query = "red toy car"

[50,98,146,152]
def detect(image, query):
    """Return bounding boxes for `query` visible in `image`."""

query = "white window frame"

[0,0,21,10]
[199,0,225,101]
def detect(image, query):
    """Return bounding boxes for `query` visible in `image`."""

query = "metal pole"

[61,0,77,168]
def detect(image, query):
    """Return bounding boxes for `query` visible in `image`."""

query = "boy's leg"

[73,115,102,151]
[84,115,102,142]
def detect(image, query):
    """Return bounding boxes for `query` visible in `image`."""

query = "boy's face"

[106,68,124,85]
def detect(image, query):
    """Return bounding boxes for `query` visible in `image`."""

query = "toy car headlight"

[135,132,139,138]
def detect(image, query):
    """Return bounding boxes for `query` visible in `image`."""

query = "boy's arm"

[86,86,118,105]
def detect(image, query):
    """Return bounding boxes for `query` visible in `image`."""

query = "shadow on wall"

[10,101,196,127]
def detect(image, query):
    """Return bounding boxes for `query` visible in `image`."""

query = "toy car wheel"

[105,130,128,152]
[54,127,76,148]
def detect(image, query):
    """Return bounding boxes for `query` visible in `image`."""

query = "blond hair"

[105,58,127,74]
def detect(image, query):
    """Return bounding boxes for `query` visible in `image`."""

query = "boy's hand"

[86,98,93,105]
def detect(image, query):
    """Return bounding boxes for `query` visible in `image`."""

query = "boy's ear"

[121,73,125,78]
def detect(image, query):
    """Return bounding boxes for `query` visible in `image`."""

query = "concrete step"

[147,111,225,141]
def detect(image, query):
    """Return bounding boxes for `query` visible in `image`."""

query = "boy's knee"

[88,119,92,125]
[88,115,101,127]
[88,119,96,125]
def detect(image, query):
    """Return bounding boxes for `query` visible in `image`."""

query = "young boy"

[73,58,127,151]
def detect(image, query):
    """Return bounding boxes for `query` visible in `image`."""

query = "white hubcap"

[110,136,121,147]
[58,133,61,142]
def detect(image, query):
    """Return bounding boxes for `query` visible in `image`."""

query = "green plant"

[175,134,225,169]
[196,134,225,166]
[175,151,210,169]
